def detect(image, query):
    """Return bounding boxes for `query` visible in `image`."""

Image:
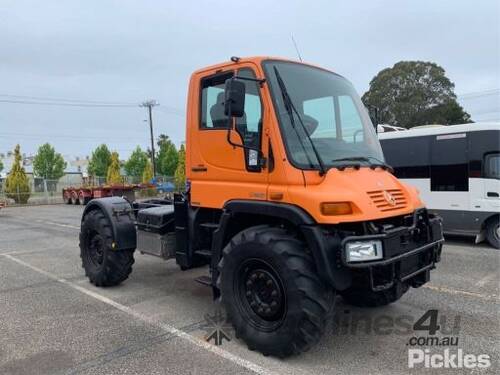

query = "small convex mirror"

[224,78,245,117]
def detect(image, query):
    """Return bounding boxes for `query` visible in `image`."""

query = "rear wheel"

[63,193,72,204]
[218,225,334,357]
[340,282,409,307]
[79,209,134,286]
[486,217,500,249]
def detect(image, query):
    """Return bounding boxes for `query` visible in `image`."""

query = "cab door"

[189,64,268,208]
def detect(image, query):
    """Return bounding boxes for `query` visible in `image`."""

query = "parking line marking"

[35,219,79,229]
[475,272,497,287]
[422,284,499,300]
[1,253,278,375]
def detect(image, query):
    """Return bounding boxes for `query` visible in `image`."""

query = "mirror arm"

[225,128,264,156]
[233,75,266,87]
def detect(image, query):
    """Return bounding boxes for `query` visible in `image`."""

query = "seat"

[210,93,228,128]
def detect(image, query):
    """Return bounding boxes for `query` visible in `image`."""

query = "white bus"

[379,123,499,248]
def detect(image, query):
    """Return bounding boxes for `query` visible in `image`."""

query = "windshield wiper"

[331,156,394,173]
[273,67,326,176]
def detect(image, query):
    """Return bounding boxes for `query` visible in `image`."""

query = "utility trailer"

[63,184,139,205]
[79,57,444,357]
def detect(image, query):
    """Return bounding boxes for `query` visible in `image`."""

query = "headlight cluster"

[345,240,383,262]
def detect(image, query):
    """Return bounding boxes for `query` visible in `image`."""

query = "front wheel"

[218,225,334,358]
[486,217,500,249]
[79,209,135,286]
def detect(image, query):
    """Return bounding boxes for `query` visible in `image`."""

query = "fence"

[0,175,77,206]
[0,174,175,206]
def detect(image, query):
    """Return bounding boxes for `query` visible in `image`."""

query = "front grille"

[367,189,407,212]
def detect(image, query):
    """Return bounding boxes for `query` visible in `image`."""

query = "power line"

[156,106,185,117]
[0,94,138,106]
[0,99,139,108]
[0,95,185,115]
[0,132,151,141]
[457,89,500,99]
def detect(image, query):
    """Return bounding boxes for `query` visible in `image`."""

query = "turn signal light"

[320,202,353,216]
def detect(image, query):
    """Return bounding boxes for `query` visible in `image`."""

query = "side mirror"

[224,78,245,117]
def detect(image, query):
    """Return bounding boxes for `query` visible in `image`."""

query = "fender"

[211,200,351,291]
[82,197,137,251]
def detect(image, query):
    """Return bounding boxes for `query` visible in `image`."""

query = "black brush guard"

[341,209,444,291]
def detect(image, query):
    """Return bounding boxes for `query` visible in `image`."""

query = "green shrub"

[5,145,31,204]
[106,152,122,185]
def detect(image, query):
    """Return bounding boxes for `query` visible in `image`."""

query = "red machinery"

[62,184,141,205]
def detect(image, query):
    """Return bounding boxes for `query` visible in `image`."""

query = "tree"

[142,159,154,184]
[174,144,186,192]
[156,134,178,176]
[33,143,66,180]
[88,144,111,178]
[106,152,122,185]
[0,158,3,174]
[5,144,30,204]
[362,61,472,128]
[141,159,156,197]
[124,146,148,180]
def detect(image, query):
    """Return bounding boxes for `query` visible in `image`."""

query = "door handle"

[487,192,499,197]
[191,166,207,172]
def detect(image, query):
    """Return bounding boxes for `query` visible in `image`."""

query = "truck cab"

[79,57,443,357]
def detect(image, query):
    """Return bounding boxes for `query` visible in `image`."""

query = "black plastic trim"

[223,200,315,226]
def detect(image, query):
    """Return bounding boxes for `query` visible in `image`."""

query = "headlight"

[345,240,383,262]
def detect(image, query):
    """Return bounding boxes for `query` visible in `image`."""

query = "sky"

[0,0,499,160]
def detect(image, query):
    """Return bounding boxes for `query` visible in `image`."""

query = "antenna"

[291,34,303,62]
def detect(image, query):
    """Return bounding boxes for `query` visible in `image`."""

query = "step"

[199,223,219,229]
[194,275,212,287]
[195,249,212,258]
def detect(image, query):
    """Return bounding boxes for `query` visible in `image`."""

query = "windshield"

[262,60,384,170]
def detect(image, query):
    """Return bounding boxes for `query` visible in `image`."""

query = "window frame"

[198,67,265,172]
[430,134,469,192]
[483,152,500,180]
[199,70,234,131]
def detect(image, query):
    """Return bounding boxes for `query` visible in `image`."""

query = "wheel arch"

[482,213,499,228]
[82,197,137,251]
[210,200,350,293]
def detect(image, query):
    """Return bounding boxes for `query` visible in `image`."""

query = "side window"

[338,95,364,143]
[484,153,500,179]
[381,137,430,179]
[200,72,233,129]
[431,134,468,191]
[303,97,336,138]
[236,68,263,171]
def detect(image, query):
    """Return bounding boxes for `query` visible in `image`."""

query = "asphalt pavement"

[0,204,498,374]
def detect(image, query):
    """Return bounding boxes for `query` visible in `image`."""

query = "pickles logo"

[408,349,491,369]
[203,308,232,346]
[407,310,490,369]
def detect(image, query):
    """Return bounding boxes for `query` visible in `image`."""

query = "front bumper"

[340,209,444,291]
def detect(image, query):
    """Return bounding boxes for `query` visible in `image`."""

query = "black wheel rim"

[236,259,286,331]
[86,230,105,267]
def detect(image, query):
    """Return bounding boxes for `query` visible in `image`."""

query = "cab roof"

[191,56,336,76]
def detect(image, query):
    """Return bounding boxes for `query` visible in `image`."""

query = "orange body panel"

[186,56,423,224]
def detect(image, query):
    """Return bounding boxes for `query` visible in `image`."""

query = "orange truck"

[78,57,444,357]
